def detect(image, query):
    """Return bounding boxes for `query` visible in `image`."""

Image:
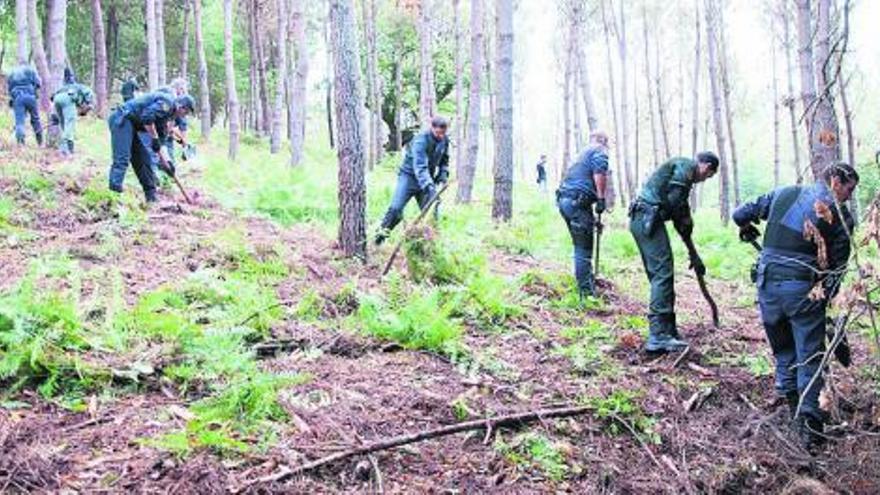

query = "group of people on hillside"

[7,62,195,204]
[375,117,859,454]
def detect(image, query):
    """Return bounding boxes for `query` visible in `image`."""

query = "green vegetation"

[495,432,573,482]
[587,390,661,445]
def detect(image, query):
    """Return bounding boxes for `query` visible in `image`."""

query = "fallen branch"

[241,404,595,488]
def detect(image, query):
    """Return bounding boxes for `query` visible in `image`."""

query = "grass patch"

[495,432,572,482]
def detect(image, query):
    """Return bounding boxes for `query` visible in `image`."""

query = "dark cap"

[175,95,196,113]
[696,151,720,171]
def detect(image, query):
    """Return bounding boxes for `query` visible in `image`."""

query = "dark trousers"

[380,172,432,231]
[108,111,157,201]
[12,94,42,144]
[558,196,595,295]
[758,278,826,419]
[630,211,676,336]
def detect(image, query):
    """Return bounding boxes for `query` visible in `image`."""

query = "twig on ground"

[367,454,384,494]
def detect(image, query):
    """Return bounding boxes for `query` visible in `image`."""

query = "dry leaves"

[814,200,834,224]
[803,219,829,270]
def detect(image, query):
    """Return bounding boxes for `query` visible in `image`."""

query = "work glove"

[739,224,760,243]
[689,253,706,277]
[594,198,606,215]
[159,159,176,177]
[676,216,695,239]
[150,137,162,153]
[424,183,438,202]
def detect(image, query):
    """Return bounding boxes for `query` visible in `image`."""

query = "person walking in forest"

[629,151,719,353]
[51,83,94,155]
[6,63,43,146]
[556,132,610,299]
[374,116,450,246]
[536,155,548,192]
[108,91,192,203]
[733,163,859,452]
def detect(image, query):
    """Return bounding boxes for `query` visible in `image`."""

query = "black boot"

[796,413,825,453]
[35,132,43,146]
[785,391,800,420]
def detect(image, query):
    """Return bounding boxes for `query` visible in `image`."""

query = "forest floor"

[2,122,880,494]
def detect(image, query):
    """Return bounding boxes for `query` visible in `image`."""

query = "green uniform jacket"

[637,157,697,228]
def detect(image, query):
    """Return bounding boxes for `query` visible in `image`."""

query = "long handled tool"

[682,235,720,329]
[157,148,194,205]
[382,182,449,276]
[594,212,604,277]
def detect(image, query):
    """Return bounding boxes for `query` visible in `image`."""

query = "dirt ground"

[2,148,880,494]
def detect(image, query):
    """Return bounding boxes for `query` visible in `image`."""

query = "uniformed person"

[6,64,43,146]
[374,116,450,245]
[734,163,858,451]
[536,155,548,192]
[52,83,94,155]
[628,151,719,353]
[121,78,140,103]
[108,92,191,202]
[556,132,610,298]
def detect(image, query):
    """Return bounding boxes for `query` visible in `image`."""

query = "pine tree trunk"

[614,0,635,201]
[180,0,191,80]
[15,0,28,65]
[329,0,367,259]
[717,2,739,206]
[704,0,730,224]
[689,0,701,210]
[641,6,659,166]
[290,0,309,166]
[654,37,671,158]
[91,0,108,118]
[223,0,240,159]
[780,3,801,179]
[492,0,513,221]
[193,0,211,139]
[324,17,335,150]
[601,0,625,206]
[453,0,464,175]
[572,7,598,132]
[46,0,68,94]
[27,0,51,111]
[145,0,159,89]
[418,0,436,126]
[156,0,166,87]
[246,0,260,133]
[106,5,118,87]
[561,38,572,179]
[270,0,289,154]
[456,0,482,204]
[570,32,581,153]
[361,0,379,169]
[771,16,781,188]
[392,60,402,151]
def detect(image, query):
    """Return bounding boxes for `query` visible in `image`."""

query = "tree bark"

[246,0,260,133]
[561,38,572,179]
[717,2,739,206]
[392,59,402,151]
[361,0,380,169]
[456,0,482,204]
[614,0,635,201]
[256,9,271,134]
[771,16,781,188]
[106,4,118,87]
[145,0,159,89]
[689,0,701,210]
[641,6,659,166]
[780,2,801,179]
[654,34,671,158]
[27,0,51,111]
[46,0,68,94]
[91,0,108,117]
[329,0,367,259]
[180,0,191,81]
[492,0,513,221]
[573,6,598,133]
[193,0,211,139]
[15,0,28,65]
[223,0,240,159]
[270,0,289,154]
[571,38,582,153]
[290,0,309,166]
[601,0,625,206]
[156,0,166,87]
[417,0,436,126]
[704,0,730,224]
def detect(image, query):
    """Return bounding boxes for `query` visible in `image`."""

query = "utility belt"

[761,263,815,283]
[629,200,662,235]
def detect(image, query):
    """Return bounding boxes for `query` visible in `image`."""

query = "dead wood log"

[240,404,595,488]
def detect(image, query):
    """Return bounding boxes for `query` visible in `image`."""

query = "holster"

[629,201,659,236]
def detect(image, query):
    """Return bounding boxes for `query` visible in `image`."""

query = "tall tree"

[46,0,68,94]
[156,0,167,86]
[270,0,289,154]
[246,0,260,132]
[572,3,599,132]
[180,0,191,80]
[717,2,740,205]
[453,0,464,174]
[688,0,701,209]
[654,34,671,158]
[289,0,309,166]
[91,0,109,117]
[641,5,660,166]
[613,0,635,201]
[601,0,625,206]
[362,0,380,169]
[456,0,483,204]
[492,0,514,221]
[193,0,211,139]
[780,2,801,178]
[417,0,436,126]
[561,30,572,178]
[771,15,781,188]
[26,0,50,111]
[795,0,840,181]
[15,0,28,65]
[704,0,730,223]
[223,0,240,159]
[145,0,159,89]
[329,0,367,259]
[571,45,582,152]
[255,7,271,134]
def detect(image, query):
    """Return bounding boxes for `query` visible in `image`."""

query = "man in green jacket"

[52,83,94,155]
[629,152,719,353]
